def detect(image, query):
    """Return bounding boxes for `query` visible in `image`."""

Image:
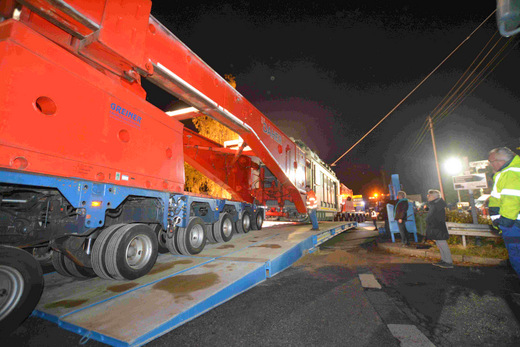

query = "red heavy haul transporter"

[0,0,309,333]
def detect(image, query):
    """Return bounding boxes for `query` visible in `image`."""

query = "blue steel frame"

[0,170,261,233]
[0,170,170,232]
[169,194,259,229]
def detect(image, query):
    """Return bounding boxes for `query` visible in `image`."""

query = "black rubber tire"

[63,256,96,279]
[91,224,127,280]
[0,246,43,335]
[177,217,206,255]
[251,209,264,230]
[205,223,217,243]
[235,218,244,234]
[51,251,74,277]
[154,224,169,254]
[165,226,182,255]
[239,210,252,234]
[213,213,234,243]
[104,224,158,280]
[32,246,53,266]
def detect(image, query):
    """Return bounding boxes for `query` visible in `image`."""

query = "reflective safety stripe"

[491,191,501,198]
[491,171,502,198]
[491,162,520,220]
[491,167,520,199]
[306,197,318,209]
[501,188,520,197]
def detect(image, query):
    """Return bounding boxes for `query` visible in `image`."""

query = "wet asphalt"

[4,223,520,346]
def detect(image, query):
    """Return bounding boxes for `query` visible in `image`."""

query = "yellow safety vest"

[489,155,520,222]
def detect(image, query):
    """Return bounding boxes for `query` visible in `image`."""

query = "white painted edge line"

[359,273,382,289]
[387,324,436,347]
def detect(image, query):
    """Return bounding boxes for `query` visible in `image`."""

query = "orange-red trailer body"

[0,0,307,213]
[0,19,185,193]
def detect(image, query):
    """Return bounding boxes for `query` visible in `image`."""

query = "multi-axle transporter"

[0,0,312,333]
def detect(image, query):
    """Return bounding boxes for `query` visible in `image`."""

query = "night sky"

[148,1,520,202]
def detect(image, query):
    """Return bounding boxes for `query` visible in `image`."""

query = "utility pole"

[428,116,445,200]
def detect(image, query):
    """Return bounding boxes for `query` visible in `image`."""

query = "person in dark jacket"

[394,191,410,246]
[426,189,453,268]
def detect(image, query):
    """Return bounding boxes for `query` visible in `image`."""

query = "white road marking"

[359,273,382,289]
[387,324,436,346]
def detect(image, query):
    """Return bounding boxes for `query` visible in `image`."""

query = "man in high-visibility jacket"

[305,185,319,231]
[488,147,520,277]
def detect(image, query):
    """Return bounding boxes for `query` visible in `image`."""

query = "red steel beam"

[7,0,307,213]
[183,128,258,203]
[142,16,307,212]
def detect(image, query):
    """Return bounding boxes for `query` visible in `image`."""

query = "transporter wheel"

[165,226,182,255]
[51,252,95,279]
[91,224,127,280]
[205,223,217,243]
[234,215,244,234]
[0,245,43,335]
[251,209,264,230]
[177,217,206,255]
[105,224,158,280]
[51,251,73,277]
[32,246,53,266]
[213,213,234,243]
[238,210,252,234]
[154,225,169,254]
[63,256,96,279]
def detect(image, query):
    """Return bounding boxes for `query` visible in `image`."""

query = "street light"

[444,157,463,202]
[444,157,463,176]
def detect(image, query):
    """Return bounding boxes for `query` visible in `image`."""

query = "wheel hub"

[125,235,152,270]
[0,265,25,321]
[243,215,250,230]
[189,224,204,248]
[222,219,233,238]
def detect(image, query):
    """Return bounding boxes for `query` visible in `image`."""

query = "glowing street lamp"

[444,157,463,176]
[444,157,463,202]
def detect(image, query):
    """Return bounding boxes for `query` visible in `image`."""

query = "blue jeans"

[308,209,319,230]
[501,224,520,278]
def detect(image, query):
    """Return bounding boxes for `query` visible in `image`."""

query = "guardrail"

[446,222,498,247]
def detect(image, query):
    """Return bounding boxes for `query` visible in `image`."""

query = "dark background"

[147,1,520,203]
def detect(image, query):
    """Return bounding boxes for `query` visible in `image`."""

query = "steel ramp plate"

[37,255,211,319]
[33,222,355,346]
[61,260,265,346]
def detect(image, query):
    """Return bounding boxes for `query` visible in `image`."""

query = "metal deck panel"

[194,232,281,258]
[36,255,212,318]
[313,222,357,247]
[33,222,355,346]
[62,260,266,346]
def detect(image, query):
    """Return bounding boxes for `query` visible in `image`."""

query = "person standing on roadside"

[488,147,520,277]
[394,191,410,246]
[426,189,453,269]
[305,185,319,231]
[371,209,378,231]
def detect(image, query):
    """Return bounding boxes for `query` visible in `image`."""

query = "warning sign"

[452,174,488,190]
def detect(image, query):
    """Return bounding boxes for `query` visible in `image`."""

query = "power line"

[433,37,516,125]
[408,33,516,154]
[407,31,507,154]
[330,10,496,167]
